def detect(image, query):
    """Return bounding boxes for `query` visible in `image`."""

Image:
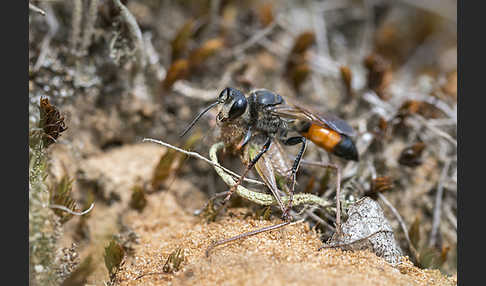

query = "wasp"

[181,87,358,224]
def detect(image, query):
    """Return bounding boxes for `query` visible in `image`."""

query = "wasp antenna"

[180,101,220,137]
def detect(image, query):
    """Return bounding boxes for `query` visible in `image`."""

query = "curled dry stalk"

[49,203,95,216]
[143,138,332,209]
[145,139,333,255]
[209,142,332,208]
[143,138,265,186]
[208,142,335,254]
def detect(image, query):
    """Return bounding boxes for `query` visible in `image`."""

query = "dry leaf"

[39,97,67,147]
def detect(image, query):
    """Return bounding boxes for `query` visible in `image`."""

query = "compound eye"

[228,97,247,120]
[218,88,230,102]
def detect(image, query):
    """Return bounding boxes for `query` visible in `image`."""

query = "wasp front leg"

[236,126,252,150]
[281,136,307,221]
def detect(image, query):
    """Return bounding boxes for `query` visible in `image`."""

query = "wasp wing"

[273,104,357,137]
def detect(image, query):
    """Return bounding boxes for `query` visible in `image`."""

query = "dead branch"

[143,138,265,186]
[429,159,451,247]
[29,3,46,16]
[49,203,95,216]
[377,193,420,262]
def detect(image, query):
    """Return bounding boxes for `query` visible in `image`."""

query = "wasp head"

[216,87,247,122]
[180,87,247,137]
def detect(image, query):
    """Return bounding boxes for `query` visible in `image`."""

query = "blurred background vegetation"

[29,0,456,284]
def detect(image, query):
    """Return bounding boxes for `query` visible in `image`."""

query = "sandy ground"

[30,1,457,285]
[114,190,456,286]
[50,142,456,286]
[91,144,456,286]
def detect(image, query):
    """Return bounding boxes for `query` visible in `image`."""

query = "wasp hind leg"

[206,220,290,257]
[282,136,307,221]
[299,160,343,237]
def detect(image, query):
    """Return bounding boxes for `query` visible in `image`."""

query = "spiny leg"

[299,160,342,236]
[281,136,307,220]
[206,221,291,257]
[220,136,271,206]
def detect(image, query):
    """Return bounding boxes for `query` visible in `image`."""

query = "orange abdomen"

[301,124,342,152]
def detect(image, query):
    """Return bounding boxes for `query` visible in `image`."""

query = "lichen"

[29,131,63,285]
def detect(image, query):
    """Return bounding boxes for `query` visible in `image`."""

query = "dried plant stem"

[359,0,375,59]
[29,3,46,15]
[377,193,419,262]
[142,138,264,186]
[49,203,95,216]
[429,159,451,247]
[206,220,305,256]
[305,209,335,231]
[231,22,277,56]
[70,0,83,53]
[33,4,59,72]
[210,142,332,208]
[299,160,342,234]
[413,115,457,147]
[144,138,332,209]
[444,204,457,232]
[312,3,330,57]
[172,61,247,99]
[81,0,99,54]
[144,33,167,81]
[113,0,145,68]
[172,81,219,101]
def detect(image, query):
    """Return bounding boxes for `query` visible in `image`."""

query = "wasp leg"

[221,137,272,206]
[282,136,307,220]
[206,220,290,257]
[299,160,342,237]
[236,126,252,150]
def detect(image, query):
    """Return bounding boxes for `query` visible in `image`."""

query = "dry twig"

[209,142,333,209]
[232,22,277,56]
[377,193,420,262]
[412,115,457,147]
[33,4,59,72]
[113,0,146,68]
[429,159,451,247]
[143,138,264,186]
[70,0,82,53]
[29,3,46,16]
[80,0,99,54]
[49,203,95,216]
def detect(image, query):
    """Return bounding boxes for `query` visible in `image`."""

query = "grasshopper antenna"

[180,101,220,137]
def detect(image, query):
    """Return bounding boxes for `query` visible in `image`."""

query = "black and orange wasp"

[181,87,359,253]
